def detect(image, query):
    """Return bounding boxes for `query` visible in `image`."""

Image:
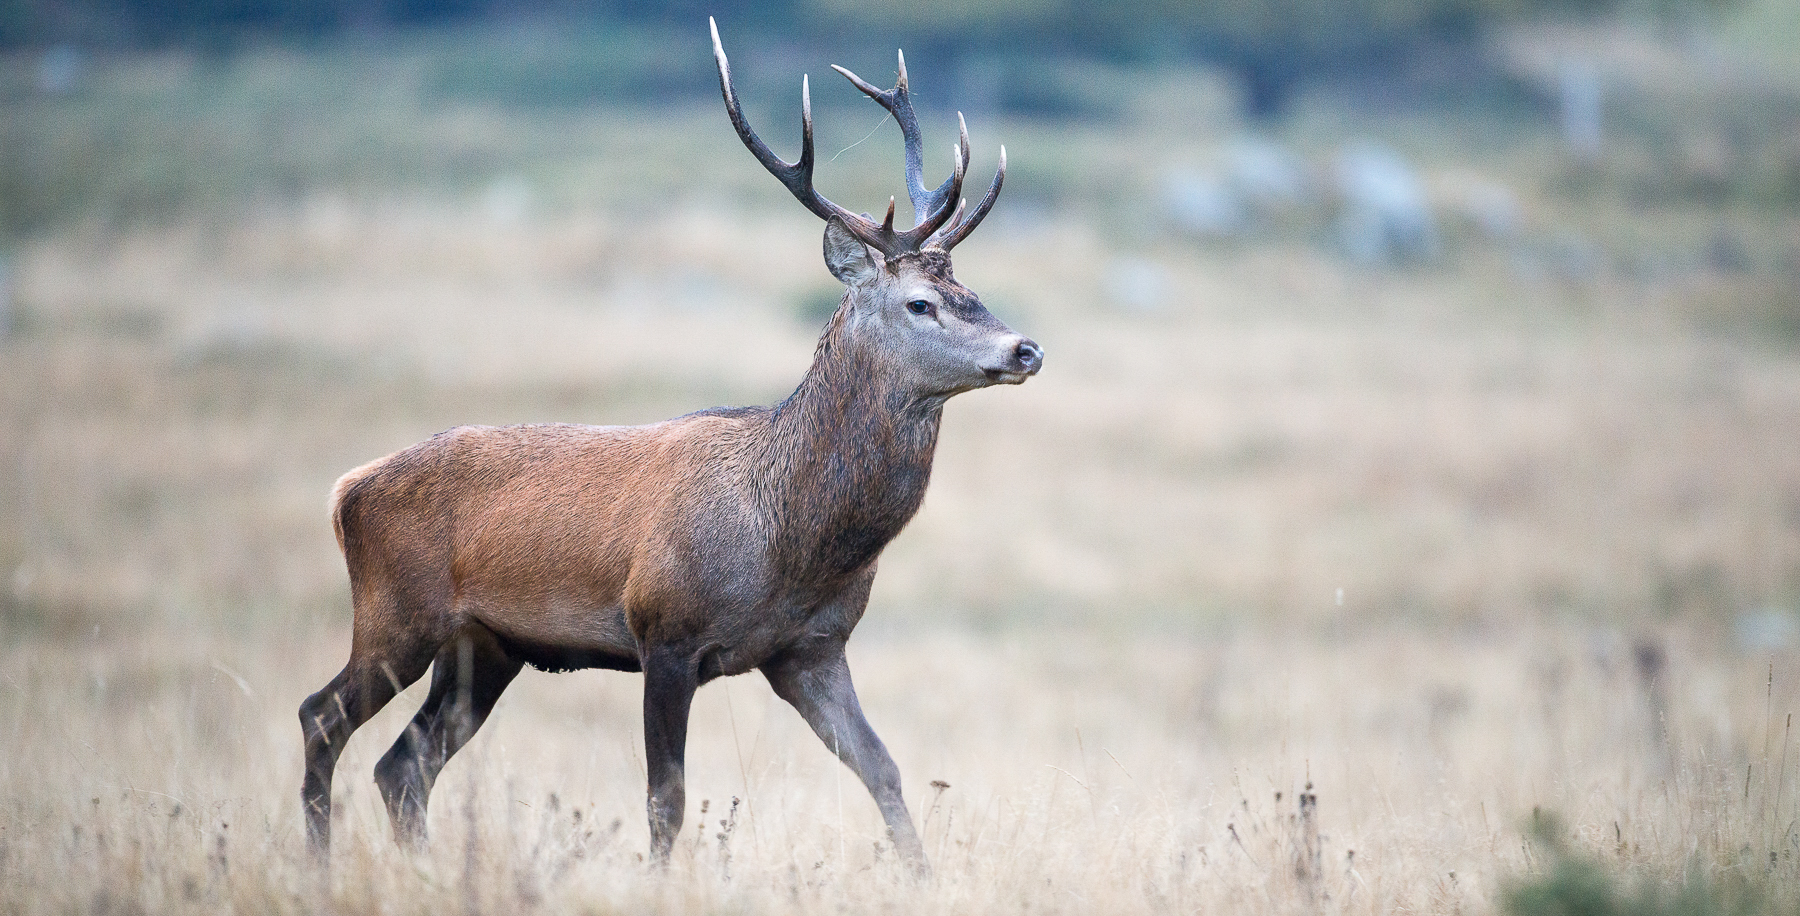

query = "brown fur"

[324,287,947,678]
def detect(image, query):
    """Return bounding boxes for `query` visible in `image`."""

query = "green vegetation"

[1505,811,1800,916]
[0,0,1758,116]
[4,9,1797,250]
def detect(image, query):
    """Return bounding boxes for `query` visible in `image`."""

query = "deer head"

[711,19,1042,399]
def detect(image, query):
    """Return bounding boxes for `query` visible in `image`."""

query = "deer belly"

[469,594,639,672]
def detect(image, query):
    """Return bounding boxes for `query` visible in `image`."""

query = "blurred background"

[3,1,1800,913]
[4,0,1798,637]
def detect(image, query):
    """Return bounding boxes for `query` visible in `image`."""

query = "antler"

[711,18,1001,256]
[831,55,1005,252]
[829,52,959,228]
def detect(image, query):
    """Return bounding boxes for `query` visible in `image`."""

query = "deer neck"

[760,306,943,582]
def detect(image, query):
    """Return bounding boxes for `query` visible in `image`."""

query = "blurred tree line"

[0,0,1734,116]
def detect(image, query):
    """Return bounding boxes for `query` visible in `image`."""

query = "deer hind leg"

[298,594,443,859]
[373,622,522,850]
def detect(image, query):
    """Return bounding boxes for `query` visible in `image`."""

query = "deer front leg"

[762,646,929,877]
[641,645,699,867]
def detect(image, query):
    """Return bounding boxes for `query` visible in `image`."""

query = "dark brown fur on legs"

[299,645,435,857]
[298,24,1040,874]
[373,624,522,849]
[641,645,699,865]
[762,631,929,875]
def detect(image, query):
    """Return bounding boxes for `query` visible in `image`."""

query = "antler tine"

[798,74,816,181]
[933,145,1005,251]
[830,57,934,226]
[927,198,967,247]
[952,112,971,199]
[917,112,971,219]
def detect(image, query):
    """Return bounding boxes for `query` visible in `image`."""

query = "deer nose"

[1015,339,1044,372]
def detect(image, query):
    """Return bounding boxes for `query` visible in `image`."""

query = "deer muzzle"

[983,337,1044,385]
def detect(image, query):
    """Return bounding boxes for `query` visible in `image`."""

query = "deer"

[298,19,1040,876]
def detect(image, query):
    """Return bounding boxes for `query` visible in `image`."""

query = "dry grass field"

[4,16,1800,914]
[3,623,1797,914]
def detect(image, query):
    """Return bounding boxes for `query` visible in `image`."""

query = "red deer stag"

[299,19,1040,873]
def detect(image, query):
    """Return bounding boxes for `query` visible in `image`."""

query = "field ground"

[4,12,1800,914]
[4,625,1799,914]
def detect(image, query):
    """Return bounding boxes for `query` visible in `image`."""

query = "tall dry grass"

[2,626,1797,915]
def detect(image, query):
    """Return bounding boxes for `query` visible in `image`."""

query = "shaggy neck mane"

[757,290,943,585]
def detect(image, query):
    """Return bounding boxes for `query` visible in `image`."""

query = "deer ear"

[823,218,882,285]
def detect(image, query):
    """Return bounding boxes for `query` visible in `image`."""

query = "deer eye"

[906,299,934,316]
